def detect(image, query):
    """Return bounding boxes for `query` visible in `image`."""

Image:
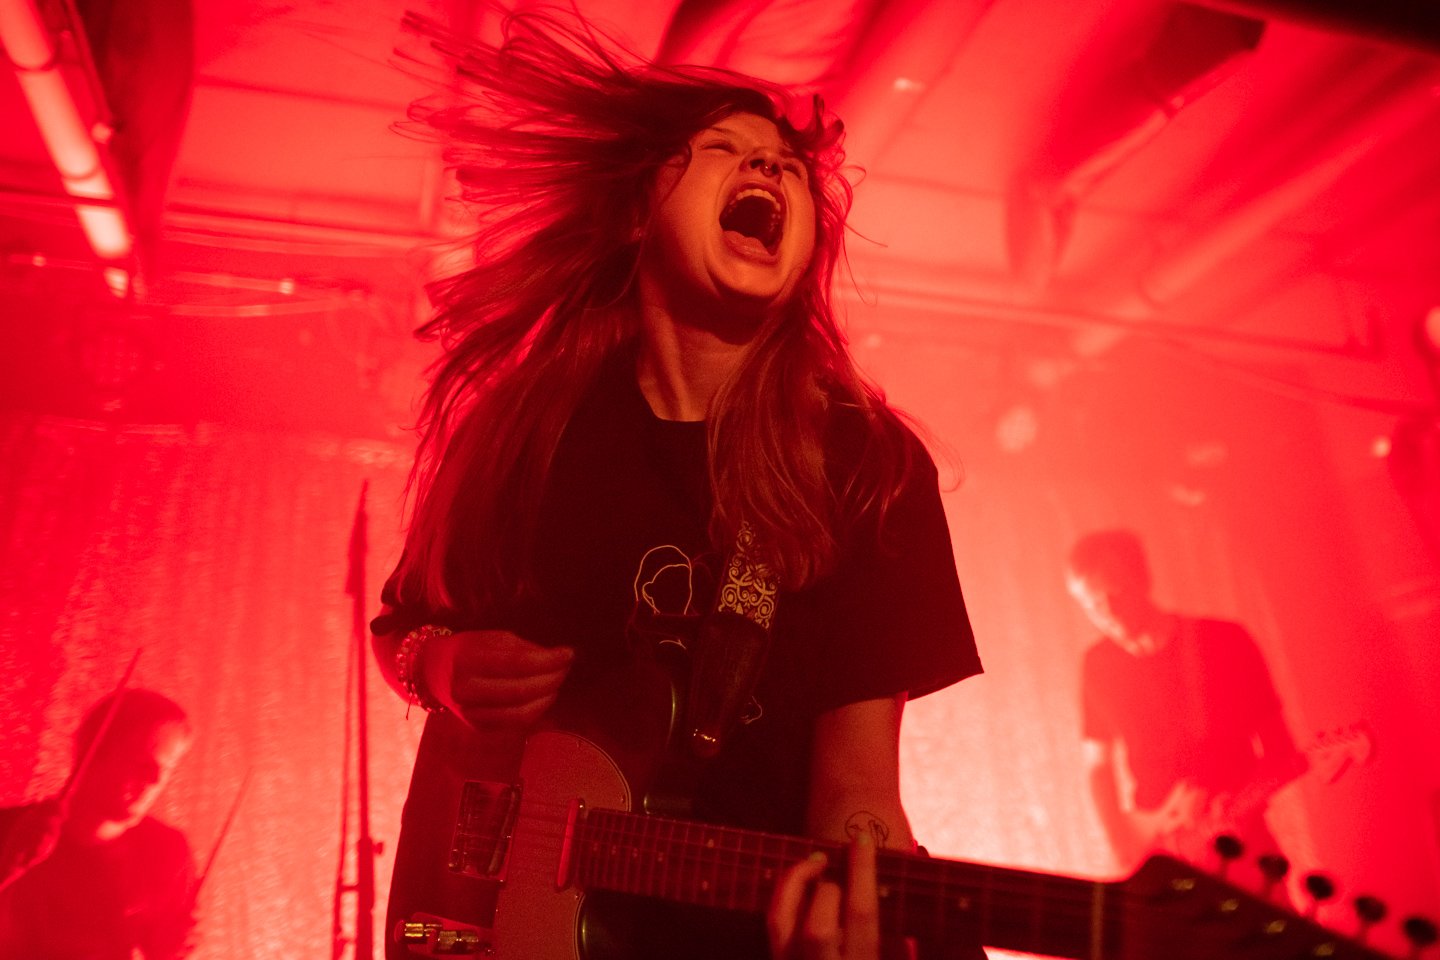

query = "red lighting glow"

[75,204,134,260]
[1,0,134,263]
[3,3,1440,959]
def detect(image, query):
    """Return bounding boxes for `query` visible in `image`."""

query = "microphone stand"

[332,481,377,960]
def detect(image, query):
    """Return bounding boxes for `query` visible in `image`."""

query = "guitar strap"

[685,520,778,758]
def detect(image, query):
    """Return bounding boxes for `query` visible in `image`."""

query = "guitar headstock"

[1118,853,1416,960]
[1308,721,1377,785]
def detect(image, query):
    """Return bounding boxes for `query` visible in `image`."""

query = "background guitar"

[1128,721,1375,866]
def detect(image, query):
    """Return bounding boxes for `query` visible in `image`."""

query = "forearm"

[802,695,916,959]
[1088,763,1143,865]
[806,790,916,852]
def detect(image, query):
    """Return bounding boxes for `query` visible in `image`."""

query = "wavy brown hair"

[392,7,917,616]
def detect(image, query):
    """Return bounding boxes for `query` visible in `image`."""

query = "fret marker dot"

[877,885,890,898]
[1265,920,1286,935]
[957,897,971,911]
[701,881,710,892]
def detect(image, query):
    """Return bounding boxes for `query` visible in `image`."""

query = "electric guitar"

[1134,723,1376,865]
[392,667,1407,959]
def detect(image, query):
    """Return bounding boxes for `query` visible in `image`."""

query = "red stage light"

[76,204,133,260]
[1,0,134,265]
[1421,306,1440,357]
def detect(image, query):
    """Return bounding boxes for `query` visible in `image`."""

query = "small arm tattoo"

[844,810,891,847]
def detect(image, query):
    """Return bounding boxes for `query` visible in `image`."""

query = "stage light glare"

[14,69,101,181]
[66,169,117,202]
[0,0,54,68]
[76,205,134,260]
[3,0,135,265]
[996,404,1039,453]
[103,267,130,299]
[1421,306,1440,355]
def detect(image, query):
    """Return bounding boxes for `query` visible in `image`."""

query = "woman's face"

[639,112,818,324]
[72,720,191,830]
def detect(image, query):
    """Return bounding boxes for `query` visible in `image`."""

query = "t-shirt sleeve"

[791,446,982,714]
[370,563,432,638]
[370,553,473,639]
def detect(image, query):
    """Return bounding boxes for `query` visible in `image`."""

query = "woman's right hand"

[419,629,574,733]
[0,799,65,891]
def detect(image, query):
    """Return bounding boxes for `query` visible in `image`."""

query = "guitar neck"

[575,808,1111,957]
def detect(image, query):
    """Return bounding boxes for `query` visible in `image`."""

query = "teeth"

[723,188,782,218]
[721,185,785,250]
[734,187,779,208]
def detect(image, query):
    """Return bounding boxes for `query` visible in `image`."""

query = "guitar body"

[492,730,632,960]
[389,657,700,960]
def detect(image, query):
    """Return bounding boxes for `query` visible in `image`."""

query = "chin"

[714,267,801,312]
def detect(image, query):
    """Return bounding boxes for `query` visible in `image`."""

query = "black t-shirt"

[0,806,197,960]
[1081,616,1283,809]
[378,355,982,957]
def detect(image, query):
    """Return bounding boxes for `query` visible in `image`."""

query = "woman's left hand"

[767,835,881,960]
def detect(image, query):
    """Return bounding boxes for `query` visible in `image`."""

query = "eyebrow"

[706,124,802,159]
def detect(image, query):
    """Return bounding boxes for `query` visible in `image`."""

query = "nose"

[747,151,782,179]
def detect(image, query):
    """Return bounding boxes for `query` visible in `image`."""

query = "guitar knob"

[1257,854,1289,900]
[1304,873,1337,919]
[1353,896,1387,943]
[1214,834,1244,861]
[1402,915,1437,958]
[1212,834,1243,878]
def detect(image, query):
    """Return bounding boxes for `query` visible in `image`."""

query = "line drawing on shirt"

[633,544,698,648]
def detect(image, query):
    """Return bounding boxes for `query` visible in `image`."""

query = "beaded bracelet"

[395,624,452,713]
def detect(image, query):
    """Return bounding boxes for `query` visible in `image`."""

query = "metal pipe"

[1191,0,1440,54]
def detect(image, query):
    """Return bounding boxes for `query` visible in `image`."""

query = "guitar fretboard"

[574,808,1112,957]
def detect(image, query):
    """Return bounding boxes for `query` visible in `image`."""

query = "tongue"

[723,229,770,258]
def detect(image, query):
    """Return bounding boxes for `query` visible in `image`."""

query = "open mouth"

[720,184,784,255]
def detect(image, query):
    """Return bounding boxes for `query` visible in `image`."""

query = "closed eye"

[703,140,737,153]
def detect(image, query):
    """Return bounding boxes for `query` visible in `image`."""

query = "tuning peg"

[1303,872,1337,919]
[1256,853,1289,901]
[1402,915,1437,958]
[1212,834,1244,879]
[1352,895,1387,943]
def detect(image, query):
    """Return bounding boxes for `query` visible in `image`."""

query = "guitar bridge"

[449,779,522,881]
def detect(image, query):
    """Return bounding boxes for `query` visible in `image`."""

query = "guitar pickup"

[449,779,522,881]
[397,912,492,956]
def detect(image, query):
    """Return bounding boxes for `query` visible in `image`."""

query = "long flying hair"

[393,7,916,616]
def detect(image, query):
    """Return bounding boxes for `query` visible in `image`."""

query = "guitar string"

[449,805,1382,955]
[448,801,1372,951]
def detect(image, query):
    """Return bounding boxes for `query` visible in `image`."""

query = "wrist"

[395,624,452,713]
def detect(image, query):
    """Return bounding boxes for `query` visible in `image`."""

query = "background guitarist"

[369,9,986,960]
[1069,529,1309,878]
[0,689,197,959]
